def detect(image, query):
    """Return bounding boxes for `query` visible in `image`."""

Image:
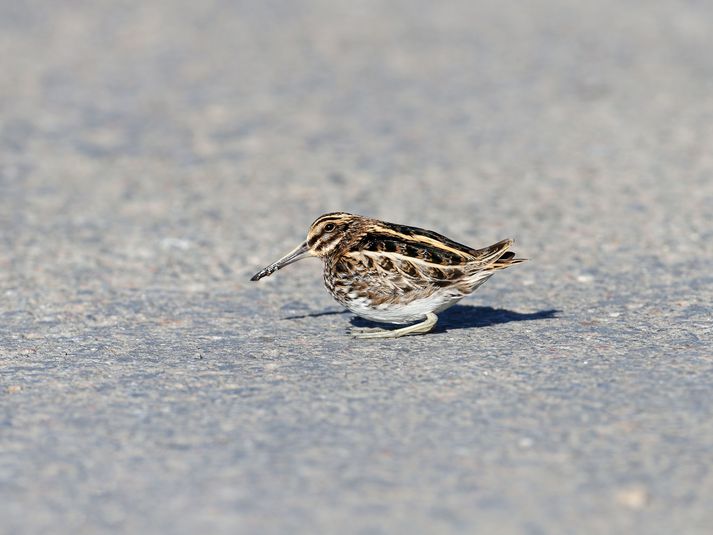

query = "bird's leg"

[350,313,438,339]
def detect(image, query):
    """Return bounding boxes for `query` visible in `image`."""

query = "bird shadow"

[348,305,559,333]
[282,309,350,320]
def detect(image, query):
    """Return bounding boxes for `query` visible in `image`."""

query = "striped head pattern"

[306,212,360,257]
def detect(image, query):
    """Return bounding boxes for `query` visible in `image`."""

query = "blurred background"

[1,1,712,533]
[3,0,711,293]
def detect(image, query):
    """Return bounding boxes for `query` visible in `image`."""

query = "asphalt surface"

[1,1,712,534]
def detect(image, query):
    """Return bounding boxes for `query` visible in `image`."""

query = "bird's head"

[250,212,362,281]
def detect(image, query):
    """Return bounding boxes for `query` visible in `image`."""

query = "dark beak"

[250,241,311,281]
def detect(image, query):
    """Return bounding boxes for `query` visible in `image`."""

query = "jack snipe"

[251,213,525,338]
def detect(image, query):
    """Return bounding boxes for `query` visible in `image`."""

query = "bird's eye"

[324,223,336,232]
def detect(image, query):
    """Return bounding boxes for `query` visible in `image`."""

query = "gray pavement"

[1,1,713,533]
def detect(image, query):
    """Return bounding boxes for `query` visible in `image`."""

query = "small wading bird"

[251,213,525,339]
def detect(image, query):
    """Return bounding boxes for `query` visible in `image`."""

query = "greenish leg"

[350,312,438,339]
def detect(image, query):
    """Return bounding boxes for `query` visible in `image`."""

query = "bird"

[250,212,525,338]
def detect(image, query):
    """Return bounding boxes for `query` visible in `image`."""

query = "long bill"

[250,241,312,281]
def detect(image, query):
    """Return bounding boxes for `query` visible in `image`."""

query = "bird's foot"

[349,313,438,339]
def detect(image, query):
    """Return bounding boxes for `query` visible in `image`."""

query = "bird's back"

[323,219,524,323]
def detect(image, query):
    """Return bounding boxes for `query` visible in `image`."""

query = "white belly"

[344,292,465,324]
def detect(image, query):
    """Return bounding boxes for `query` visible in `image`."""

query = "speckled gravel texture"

[1,1,712,534]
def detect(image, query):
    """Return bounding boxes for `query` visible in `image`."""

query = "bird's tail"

[490,249,527,270]
[472,239,526,270]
